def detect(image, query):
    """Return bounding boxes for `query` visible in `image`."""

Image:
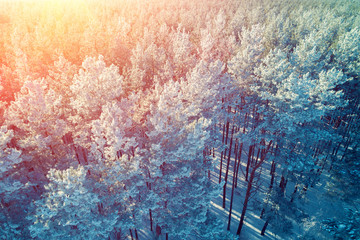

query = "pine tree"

[28,166,118,240]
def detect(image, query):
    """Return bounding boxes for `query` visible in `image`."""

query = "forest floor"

[134,145,345,240]
[209,148,346,240]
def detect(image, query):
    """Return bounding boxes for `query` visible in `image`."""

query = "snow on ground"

[133,143,345,240]
[209,147,345,240]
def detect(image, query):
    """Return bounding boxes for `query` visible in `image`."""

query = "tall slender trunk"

[279,175,287,193]
[236,169,255,235]
[237,141,272,236]
[129,229,134,240]
[245,145,253,181]
[225,121,230,145]
[135,229,139,240]
[269,160,276,189]
[235,143,243,188]
[222,123,226,144]
[227,140,238,230]
[149,209,153,231]
[260,207,265,219]
[260,219,270,236]
[223,126,235,208]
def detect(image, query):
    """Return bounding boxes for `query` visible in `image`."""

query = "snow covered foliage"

[333,27,360,77]
[141,59,227,239]
[70,55,124,120]
[228,24,265,90]
[255,49,348,133]
[0,0,359,239]
[0,126,22,175]
[4,79,66,162]
[28,166,118,240]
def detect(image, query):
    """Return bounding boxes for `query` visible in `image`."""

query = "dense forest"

[0,0,359,239]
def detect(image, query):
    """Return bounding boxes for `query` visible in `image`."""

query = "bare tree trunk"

[260,208,265,219]
[227,138,238,230]
[235,143,243,188]
[149,209,153,232]
[236,168,255,235]
[222,123,226,144]
[245,145,253,181]
[237,141,273,236]
[225,121,230,145]
[260,219,270,236]
[279,176,287,193]
[223,126,235,208]
[135,229,139,240]
[269,160,276,189]
[129,229,134,240]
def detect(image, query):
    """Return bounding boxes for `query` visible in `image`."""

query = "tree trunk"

[236,170,254,235]
[290,184,298,203]
[135,229,139,240]
[149,209,153,231]
[225,121,230,145]
[222,123,226,144]
[279,176,287,193]
[129,229,134,240]
[223,126,235,208]
[237,140,272,236]
[245,145,253,181]
[260,208,265,219]
[235,143,243,188]
[269,160,276,189]
[260,219,270,236]
[227,139,238,230]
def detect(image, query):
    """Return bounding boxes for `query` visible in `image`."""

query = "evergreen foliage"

[0,0,359,239]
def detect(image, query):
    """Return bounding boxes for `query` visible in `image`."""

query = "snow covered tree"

[28,166,118,240]
[140,59,227,239]
[123,31,167,93]
[46,54,78,104]
[0,125,37,240]
[0,126,22,176]
[68,55,125,163]
[200,10,236,64]
[168,25,196,81]
[333,27,360,78]
[69,55,124,121]
[88,96,143,231]
[4,79,67,166]
[228,24,265,91]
